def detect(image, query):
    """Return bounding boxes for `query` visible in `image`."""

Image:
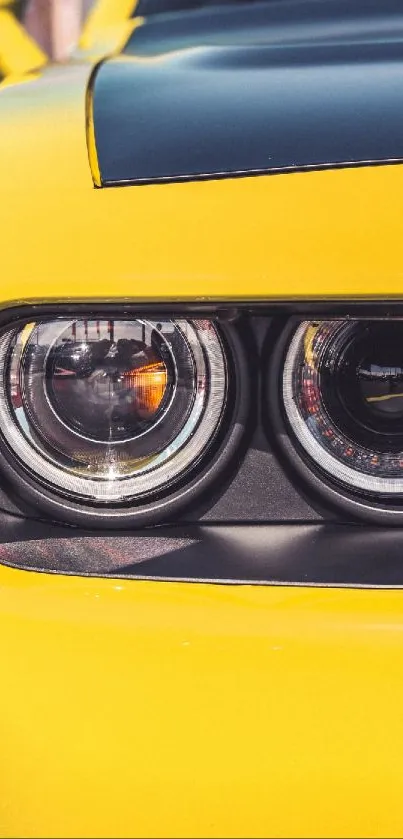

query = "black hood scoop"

[91,0,403,186]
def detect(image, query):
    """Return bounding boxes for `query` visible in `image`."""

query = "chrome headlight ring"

[0,312,249,528]
[267,317,403,525]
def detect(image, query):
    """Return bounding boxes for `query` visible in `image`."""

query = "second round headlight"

[282,319,403,497]
[0,317,227,504]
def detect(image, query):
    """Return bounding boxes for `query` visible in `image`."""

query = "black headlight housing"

[267,314,403,525]
[2,301,403,585]
[0,305,250,529]
[2,301,403,547]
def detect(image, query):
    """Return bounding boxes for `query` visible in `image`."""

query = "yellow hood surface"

[1,63,403,307]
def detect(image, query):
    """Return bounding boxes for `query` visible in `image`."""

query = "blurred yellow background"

[0,0,135,63]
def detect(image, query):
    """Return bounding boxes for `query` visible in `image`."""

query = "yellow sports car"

[1,0,403,837]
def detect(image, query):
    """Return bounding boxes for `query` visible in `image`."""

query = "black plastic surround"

[0,303,403,583]
[2,517,403,588]
[2,303,403,529]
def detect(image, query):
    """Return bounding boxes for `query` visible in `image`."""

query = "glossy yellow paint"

[0,8,46,78]
[3,58,403,839]
[86,70,102,187]
[1,64,403,304]
[0,561,403,838]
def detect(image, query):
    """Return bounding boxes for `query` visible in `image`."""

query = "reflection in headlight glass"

[0,318,227,502]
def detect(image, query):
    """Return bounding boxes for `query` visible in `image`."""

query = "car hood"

[91,0,403,186]
[1,56,403,304]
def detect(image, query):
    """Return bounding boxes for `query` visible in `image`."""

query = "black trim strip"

[2,521,403,588]
[102,157,403,188]
[3,301,403,321]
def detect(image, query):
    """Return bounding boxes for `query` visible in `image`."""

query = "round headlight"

[0,317,235,520]
[280,319,403,510]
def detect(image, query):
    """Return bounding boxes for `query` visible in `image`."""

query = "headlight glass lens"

[283,319,403,495]
[0,318,227,502]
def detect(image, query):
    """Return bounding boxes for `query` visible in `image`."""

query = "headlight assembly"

[0,314,247,527]
[269,317,403,524]
[5,307,403,532]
